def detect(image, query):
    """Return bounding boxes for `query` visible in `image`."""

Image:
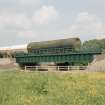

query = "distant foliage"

[81,39,105,52]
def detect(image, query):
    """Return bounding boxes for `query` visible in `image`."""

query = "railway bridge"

[15,38,102,70]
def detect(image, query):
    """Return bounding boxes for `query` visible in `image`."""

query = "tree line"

[81,39,105,52]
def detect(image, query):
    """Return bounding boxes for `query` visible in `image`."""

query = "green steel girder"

[15,52,100,65]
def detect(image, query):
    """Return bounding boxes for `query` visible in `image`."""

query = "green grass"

[0,70,105,105]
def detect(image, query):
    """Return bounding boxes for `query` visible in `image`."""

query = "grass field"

[0,70,105,105]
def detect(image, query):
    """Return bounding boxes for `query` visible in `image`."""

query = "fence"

[24,66,87,71]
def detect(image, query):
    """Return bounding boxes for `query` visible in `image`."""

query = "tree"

[81,39,105,52]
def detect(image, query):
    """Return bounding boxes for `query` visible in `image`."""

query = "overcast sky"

[0,0,105,46]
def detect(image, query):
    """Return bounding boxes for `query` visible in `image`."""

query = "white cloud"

[0,5,59,31]
[33,6,58,25]
[0,5,59,40]
[17,30,37,38]
[0,11,31,29]
[68,12,105,39]
[19,0,40,6]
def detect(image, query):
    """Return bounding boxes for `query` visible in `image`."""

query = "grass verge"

[0,70,105,105]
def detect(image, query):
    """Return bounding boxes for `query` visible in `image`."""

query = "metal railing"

[24,66,87,71]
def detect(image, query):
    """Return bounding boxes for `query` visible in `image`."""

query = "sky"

[0,0,105,46]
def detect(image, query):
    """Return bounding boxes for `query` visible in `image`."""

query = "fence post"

[36,66,38,71]
[68,66,69,71]
[25,66,27,71]
[58,66,59,71]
